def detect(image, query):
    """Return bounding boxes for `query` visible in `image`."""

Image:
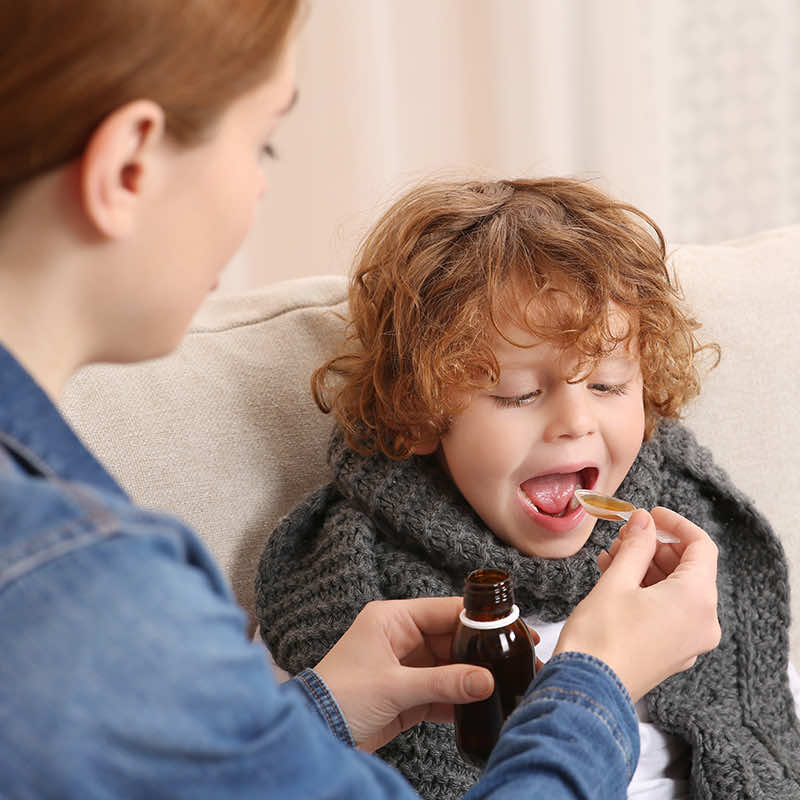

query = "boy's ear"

[412,437,440,456]
[80,99,166,238]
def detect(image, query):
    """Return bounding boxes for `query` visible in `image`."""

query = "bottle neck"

[463,568,514,621]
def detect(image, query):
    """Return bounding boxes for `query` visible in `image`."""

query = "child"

[256,178,800,799]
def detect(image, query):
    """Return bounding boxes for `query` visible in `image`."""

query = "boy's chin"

[498,524,596,560]
[527,539,593,560]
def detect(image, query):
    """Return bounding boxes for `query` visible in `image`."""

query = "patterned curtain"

[226,0,800,287]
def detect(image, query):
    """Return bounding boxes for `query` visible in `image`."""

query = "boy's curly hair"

[313,177,719,459]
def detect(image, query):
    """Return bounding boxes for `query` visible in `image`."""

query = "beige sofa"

[61,225,800,666]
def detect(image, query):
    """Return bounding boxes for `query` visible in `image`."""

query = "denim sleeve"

[290,668,356,747]
[465,652,640,800]
[0,529,418,799]
[2,519,638,799]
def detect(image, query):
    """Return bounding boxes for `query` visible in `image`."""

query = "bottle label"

[459,604,520,630]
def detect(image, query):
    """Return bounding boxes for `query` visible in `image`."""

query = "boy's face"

[437,312,645,559]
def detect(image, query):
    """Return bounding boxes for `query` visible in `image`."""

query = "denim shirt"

[0,343,639,799]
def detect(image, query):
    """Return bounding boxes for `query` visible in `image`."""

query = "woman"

[0,2,719,797]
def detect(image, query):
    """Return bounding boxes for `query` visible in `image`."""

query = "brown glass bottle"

[451,568,535,768]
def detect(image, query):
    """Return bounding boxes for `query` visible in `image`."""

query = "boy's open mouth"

[519,467,598,518]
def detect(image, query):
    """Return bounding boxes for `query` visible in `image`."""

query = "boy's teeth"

[568,494,580,511]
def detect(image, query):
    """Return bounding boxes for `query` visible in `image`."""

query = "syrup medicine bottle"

[451,568,535,768]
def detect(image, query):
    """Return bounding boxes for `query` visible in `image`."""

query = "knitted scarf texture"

[257,421,800,799]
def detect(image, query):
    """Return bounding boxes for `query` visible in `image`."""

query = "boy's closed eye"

[492,391,541,408]
[588,382,630,396]
[491,381,630,409]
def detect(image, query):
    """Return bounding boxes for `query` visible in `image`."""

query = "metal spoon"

[573,489,679,544]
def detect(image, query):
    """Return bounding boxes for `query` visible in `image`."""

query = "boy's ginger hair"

[313,177,718,459]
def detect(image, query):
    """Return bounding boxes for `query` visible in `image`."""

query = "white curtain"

[223,0,800,290]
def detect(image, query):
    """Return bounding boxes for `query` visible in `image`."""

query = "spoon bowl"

[573,489,679,544]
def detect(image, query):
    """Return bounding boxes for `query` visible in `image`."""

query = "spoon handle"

[620,511,680,544]
[619,511,679,544]
[655,530,680,544]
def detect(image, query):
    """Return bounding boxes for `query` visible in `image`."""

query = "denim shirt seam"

[0,475,194,593]
[293,668,356,748]
[0,504,123,592]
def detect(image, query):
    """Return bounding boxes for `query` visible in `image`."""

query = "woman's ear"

[80,99,166,238]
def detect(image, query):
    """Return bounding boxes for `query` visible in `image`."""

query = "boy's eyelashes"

[491,382,630,408]
[492,391,541,408]
[589,382,630,396]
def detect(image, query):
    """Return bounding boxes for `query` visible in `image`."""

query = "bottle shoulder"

[452,618,533,662]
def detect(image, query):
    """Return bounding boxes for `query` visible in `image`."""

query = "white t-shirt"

[525,614,800,799]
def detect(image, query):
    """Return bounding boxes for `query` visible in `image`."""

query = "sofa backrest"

[63,275,345,635]
[61,227,800,664]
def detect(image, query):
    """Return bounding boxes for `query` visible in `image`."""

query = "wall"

[221,0,800,290]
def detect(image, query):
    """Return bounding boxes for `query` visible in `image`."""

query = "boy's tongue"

[520,472,578,515]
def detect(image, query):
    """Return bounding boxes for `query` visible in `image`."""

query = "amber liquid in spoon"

[573,490,680,543]
[574,492,636,521]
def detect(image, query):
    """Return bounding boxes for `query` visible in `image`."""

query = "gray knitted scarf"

[257,421,800,799]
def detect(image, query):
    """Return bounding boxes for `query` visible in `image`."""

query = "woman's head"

[0,1,301,391]
[0,0,301,205]
[314,177,718,459]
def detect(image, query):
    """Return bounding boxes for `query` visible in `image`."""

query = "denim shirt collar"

[0,343,126,498]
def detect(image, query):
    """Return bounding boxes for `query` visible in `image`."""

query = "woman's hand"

[555,507,721,702]
[314,596,495,752]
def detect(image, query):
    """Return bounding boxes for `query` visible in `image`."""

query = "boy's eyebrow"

[497,350,639,375]
[597,351,639,364]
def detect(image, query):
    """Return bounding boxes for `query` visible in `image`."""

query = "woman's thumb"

[601,509,657,588]
[396,664,494,709]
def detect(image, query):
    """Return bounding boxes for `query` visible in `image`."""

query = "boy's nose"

[542,385,597,442]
